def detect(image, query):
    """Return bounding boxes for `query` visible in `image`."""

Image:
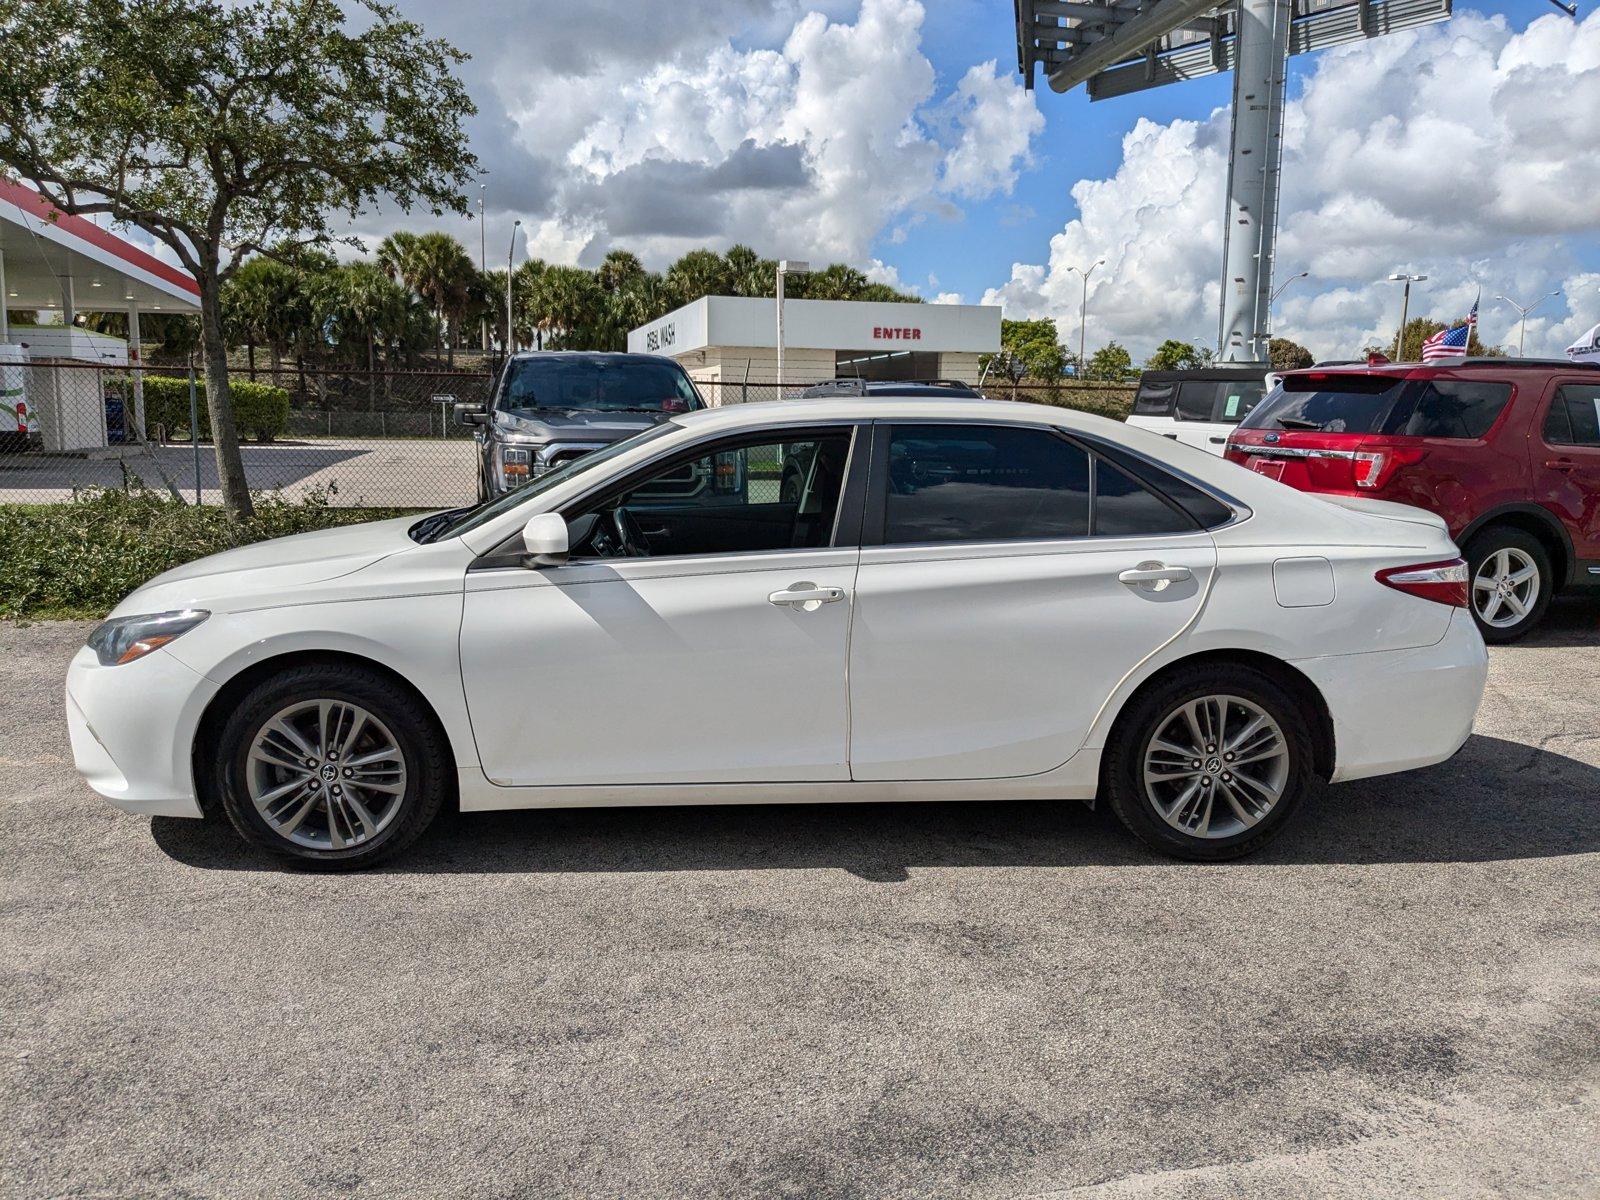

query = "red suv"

[1226,358,1600,641]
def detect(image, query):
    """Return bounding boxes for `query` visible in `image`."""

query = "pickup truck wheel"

[1466,527,1551,643]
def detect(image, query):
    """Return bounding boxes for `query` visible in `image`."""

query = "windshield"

[499,358,702,414]
[414,423,681,542]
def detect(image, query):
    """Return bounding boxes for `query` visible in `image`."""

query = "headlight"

[496,444,532,487]
[86,610,209,666]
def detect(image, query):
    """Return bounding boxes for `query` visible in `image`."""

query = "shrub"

[0,486,414,619]
[136,375,291,442]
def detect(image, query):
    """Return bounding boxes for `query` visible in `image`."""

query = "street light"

[1066,259,1104,375]
[1269,270,1309,308]
[1387,273,1427,359]
[479,183,489,353]
[506,219,521,355]
[776,260,810,393]
[1496,290,1561,356]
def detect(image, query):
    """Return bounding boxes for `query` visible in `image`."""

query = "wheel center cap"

[320,764,337,781]
[1205,757,1222,774]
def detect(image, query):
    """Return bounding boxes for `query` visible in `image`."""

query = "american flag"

[1421,296,1478,362]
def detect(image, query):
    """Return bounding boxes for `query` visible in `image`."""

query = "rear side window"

[1093,460,1196,536]
[884,426,1091,543]
[1132,382,1175,416]
[1546,385,1600,446]
[1395,381,1512,439]
[1092,441,1233,529]
[1242,375,1509,438]
[1175,382,1218,422]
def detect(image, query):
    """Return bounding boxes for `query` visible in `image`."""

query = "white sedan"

[66,398,1488,868]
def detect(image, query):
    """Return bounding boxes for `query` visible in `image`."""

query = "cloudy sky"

[363,0,1599,358]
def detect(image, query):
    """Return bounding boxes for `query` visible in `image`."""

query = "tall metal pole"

[479,184,489,353]
[1497,291,1561,356]
[1389,273,1425,359]
[506,219,520,355]
[1068,260,1104,372]
[1218,0,1292,363]
[775,260,809,394]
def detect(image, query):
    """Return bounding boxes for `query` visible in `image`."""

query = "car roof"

[505,351,682,365]
[672,397,1104,433]
[1280,357,1600,379]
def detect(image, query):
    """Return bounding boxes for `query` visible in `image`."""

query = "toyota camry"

[66,397,1488,868]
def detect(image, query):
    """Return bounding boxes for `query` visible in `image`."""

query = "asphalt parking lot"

[3,608,1598,1198]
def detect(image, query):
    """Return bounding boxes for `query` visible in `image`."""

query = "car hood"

[495,408,670,441]
[110,513,424,617]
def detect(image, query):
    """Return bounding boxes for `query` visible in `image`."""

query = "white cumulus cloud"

[984,11,1600,360]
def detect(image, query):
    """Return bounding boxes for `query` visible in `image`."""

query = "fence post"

[188,367,201,505]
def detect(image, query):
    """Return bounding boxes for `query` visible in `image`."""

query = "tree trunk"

[247,341,256,379]
[270,345,282,389]
[367,333,376,409]
[198,262,254,519]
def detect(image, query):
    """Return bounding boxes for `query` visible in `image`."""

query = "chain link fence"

[0,360,1135,509]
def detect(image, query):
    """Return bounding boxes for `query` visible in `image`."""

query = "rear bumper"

[1293,610,1488,783]
[64,645,214,818]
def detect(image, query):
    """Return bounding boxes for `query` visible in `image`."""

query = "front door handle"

[768,582,846,611]
[1118,562,1193,592]
[1544,458,1575,471]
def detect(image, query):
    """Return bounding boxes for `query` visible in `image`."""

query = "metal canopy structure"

[1014,0,1453,362]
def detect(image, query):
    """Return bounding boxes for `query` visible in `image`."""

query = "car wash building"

[626,296,1001,404]
[1,177,201,451]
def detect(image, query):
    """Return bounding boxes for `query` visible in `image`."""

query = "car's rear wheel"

[1466,527,1551,643]
[210,663,449,869]
[1102,664,1315,861]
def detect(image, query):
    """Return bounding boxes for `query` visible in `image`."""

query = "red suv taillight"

[1351,446,1425,490]
[1375,558,1469,608]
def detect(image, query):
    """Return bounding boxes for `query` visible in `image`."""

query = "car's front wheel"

[1102,664,1315,861]
[209,663,449,869]
[1466,527,1551,643]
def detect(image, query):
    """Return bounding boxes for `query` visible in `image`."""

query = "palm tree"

[530,265,603,349]
[724,244,775,298]
[596,249,647,295]
[510,258,548,349]
[222,258,313,384]
[404,232,476,365]
[798,263,869,301]
[665,248,734,308]
[316,263,409,403]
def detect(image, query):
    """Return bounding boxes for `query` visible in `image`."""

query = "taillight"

[1375,558,1468,608]
[1351,446,1424,489]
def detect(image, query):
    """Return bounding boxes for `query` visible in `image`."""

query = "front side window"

[883,426,1091,543]
[1547,385,1600,446]
[571,432,853,559]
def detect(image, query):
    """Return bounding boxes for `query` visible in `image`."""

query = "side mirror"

[521,512,569,567]
[454,402,487,428]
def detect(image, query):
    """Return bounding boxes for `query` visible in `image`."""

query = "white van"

[1125,367,1271,454]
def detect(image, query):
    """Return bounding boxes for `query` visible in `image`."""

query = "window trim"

[862,419,1240,550]
[472,421,868,569]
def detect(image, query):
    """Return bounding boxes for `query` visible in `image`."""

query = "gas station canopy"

[0,177,200,316]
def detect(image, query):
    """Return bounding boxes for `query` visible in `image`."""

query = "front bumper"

[1293,609,1488,783]
[64,644,216,818]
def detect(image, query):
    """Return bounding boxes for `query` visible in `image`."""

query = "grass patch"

[1,487,416,621]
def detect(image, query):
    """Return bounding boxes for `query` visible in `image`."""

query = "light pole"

[506,219,521,355]
[1496,290,1561,356]
[1066,259,1104,375]
[479,184,489,353]
[776,259,809,394]
[1387,273,1427,359]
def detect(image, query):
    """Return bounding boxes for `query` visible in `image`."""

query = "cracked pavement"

[3,603,1598,1198]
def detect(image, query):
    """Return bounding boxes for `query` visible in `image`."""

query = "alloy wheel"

[1472,547,1539,630]
[1142,694,1290,839]
[244,699,408,851]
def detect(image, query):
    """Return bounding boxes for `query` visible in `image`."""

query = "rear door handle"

[768,582,846,611]
[1544,458,1575,471]
[1118,563,1192,592]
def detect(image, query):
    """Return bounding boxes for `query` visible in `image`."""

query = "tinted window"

[498,357,701,414]
[576,433,852,558]
[884,426,1090,544]
[1395,381,1512,439]
[1175,381,1218,422]
[1548,385,1600,446]
[1093,460,1195,536]
[1243,375,1510,438]
[1092,441,1231,529]
[1133,382,1176,416]
[1220,381,1266,421]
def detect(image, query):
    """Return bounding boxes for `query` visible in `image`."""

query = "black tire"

[208,663,450,870]
[779,467,802,504]
[1464,526,1552,644]
[1101,663,1316,861]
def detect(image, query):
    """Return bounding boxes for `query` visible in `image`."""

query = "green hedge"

[0,488,414,620]
[137,375,291,442]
